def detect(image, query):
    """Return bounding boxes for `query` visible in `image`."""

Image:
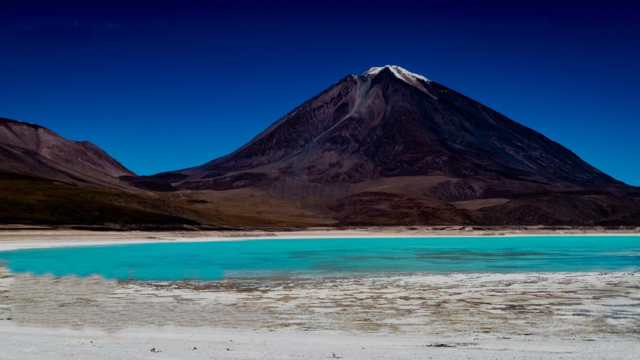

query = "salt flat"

[1,323,639,360]
[1,267,639,359]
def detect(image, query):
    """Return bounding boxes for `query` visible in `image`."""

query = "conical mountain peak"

[156,66,620,195]
[122,66,640,225]
[362,65,430,83]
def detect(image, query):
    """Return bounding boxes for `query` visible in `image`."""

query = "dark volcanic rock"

[187,199,209,204]
[202,171,228,179]
[328,192,489,226]
[482,193,640,226]
[422,180,483,202]
[180,172,269,191]
[119,176,179,192]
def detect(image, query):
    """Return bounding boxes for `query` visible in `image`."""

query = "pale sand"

[1,324,639,360]
[0,228,639,359]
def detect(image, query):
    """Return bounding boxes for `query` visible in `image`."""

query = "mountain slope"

[147,65,640,226]
[160,66,618,188]
[0,170,200,226]
[0,117,134,189]
[0,118,223,227]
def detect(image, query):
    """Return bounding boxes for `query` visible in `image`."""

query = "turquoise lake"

[0,236,639,281]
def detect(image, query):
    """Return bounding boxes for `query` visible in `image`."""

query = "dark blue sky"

[1,0,639,184]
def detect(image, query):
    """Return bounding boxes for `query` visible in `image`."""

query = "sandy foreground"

[0,227,639,359]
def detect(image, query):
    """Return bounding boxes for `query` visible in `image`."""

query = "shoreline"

[0,226,639,252]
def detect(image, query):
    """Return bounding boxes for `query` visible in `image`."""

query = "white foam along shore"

[1,228,639,359]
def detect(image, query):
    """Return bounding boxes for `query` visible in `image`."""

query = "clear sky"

[1,0,639,185]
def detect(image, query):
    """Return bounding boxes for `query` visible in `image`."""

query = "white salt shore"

[0,226,638,252]
[1,323,639,360]
[0,229,639,359]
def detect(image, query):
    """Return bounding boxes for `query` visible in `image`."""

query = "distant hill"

[0,170,201,227]
[0,118,218,228]
[0,117,134,189]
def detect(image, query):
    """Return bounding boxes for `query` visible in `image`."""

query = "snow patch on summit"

[363,65,435,98]
[363,65,430,83]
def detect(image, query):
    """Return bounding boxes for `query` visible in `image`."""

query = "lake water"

[0,236,639,281]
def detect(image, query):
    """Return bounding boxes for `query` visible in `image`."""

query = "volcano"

[159,65,618,187]
[142,65,640,226]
